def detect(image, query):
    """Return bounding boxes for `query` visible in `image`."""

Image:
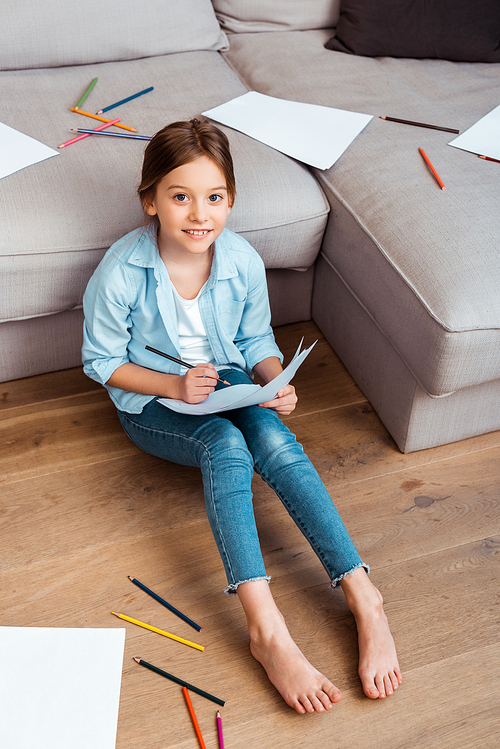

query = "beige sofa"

[1,0,499,453]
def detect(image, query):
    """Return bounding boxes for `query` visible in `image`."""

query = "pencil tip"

[133,657,140,663]
[380,116,386,119]
[128,575,134,581]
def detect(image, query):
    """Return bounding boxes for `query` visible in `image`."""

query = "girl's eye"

[174,193,188,202]
[208,194,223,203]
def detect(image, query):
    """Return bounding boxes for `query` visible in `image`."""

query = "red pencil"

[183,687,206,749]
[419,147,446,190]
[58,117,120,148]
[479,155,500,163]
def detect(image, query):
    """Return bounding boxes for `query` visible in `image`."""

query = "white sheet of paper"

[158,339,317,415]
[448,104,500,160]
[0,626,126,749]
[202,92,373,170]
[0,122,59,180]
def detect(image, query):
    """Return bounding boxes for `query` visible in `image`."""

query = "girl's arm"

[253,357,298,416]
[107,361,220,404]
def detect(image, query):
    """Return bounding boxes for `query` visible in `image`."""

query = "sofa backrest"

[212,0,340,33]
[0,0,227,71]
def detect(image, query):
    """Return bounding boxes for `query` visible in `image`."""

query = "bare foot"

[249,616,342,714]
[340,569,402,699]
[237,580,342,714]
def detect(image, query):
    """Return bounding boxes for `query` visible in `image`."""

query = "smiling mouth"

[183,229,212,236]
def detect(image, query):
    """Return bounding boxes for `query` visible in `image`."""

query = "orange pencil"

[419,147,446,190]
[70,108,138,132]
[183,687,207,749]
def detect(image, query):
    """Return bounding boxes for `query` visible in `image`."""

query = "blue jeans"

[117,368,368,594]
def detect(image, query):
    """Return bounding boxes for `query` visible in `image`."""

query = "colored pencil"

[479,155,500,163]
[111,612,204,651]
[133,658,225,706]
[145,345,231,385]
[71,128,151,141]
[70,108,138,132]
[75,77,98,110]
[128,576,201,631]
[419,147,446,190]
[217,711,225,749]
[58,117,120,149]
[380,116,459,134]
[183,687,207,749]
[96,86,154,115]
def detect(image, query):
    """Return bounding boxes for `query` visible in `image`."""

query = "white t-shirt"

[172,285,214,368]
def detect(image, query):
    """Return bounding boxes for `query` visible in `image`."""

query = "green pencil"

[75,77,98,110]
[133,658,225,706]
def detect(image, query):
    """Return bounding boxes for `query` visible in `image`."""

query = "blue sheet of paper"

[158,339,317,415]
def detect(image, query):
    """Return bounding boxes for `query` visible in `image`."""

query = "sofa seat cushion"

[223,30,500,396]
[0,51,328,326]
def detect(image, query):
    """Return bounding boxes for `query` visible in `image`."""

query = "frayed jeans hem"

[224,575,271,596]
[330,562,370,589]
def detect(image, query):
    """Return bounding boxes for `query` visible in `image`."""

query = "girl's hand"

[259,384,297,415]
[178,363,219,403]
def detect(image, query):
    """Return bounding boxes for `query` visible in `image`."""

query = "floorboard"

[1,320,499,749]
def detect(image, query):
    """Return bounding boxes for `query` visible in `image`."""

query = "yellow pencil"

[70,108,138,132]
[111,612,205,651]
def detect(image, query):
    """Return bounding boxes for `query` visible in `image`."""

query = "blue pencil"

[128,576,202,631]
[96,86,154,114]
[71,128,152,141]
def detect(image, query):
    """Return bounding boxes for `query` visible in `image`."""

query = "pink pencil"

[217,710,224,749]
[58,117,120,148]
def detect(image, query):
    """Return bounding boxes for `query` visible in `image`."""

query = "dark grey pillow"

[326,0,500,62]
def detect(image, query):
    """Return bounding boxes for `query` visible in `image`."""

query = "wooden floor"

[2,320,499,749]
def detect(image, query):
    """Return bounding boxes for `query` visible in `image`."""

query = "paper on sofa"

[203,91,373,170]
[0,123,59,180]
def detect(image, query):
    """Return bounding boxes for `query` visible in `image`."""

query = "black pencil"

[145,345,230,385]
[128,576,202,631]
[380,116,459,134]
[133,658,225,706]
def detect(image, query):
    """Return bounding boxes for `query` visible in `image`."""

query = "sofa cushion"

[0,0,227,71]
[325,0,500,63]
[212,0,340,33]
[223,30,500,395]
[0,51,328,325]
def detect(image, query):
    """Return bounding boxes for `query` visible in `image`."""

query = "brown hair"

[138,118,236,221]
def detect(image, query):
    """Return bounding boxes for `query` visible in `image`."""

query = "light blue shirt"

[82,226,282,413]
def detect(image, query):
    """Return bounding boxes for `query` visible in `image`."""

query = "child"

[82,118,402,714]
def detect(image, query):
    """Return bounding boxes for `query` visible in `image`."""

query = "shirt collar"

[126,226,238,282]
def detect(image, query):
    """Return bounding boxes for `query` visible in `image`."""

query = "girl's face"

[144,156,232,259]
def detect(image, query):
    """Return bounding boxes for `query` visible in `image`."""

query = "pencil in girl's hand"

[111,612,204,651]
[128,576,202,631]
[96,86,154,115]
[70,108,138,132]
[75,77,98,110]
[58,117,121,148]
[145,345,231,385]
[418,147,446,190]
[183,687,207,749]
[133,657,225,705]
[217,710,225,749]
